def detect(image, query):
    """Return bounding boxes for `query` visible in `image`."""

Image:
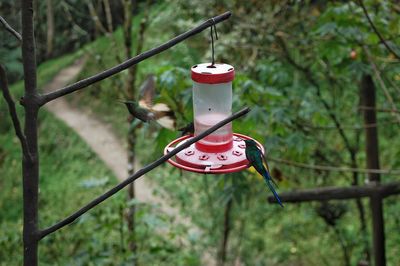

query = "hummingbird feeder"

[164,63,264,174]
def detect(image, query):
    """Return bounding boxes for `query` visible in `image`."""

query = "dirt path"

[43,59,189,220]
[43,60,216,265]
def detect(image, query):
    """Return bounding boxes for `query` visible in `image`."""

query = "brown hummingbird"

[121,74,176,130]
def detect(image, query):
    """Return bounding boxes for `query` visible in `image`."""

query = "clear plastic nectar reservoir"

[191,63,235,152]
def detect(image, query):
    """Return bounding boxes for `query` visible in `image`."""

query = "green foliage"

[2,0,400,265]
[0,52,199,265]
[140,1,399,265]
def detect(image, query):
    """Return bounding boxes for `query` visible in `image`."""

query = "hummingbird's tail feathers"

[263,168,279,189]
[265,178,284,207]
[139,74,156,108]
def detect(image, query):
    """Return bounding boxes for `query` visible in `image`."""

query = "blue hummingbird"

[244,139,283,207]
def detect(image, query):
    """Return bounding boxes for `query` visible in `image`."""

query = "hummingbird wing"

[246,146,283,206]
[246,146,267,177]
[261,151,279,188]
[138,74,156,109]
[253,150,283,206]
[261,150,271,173]
[256,146,280,188]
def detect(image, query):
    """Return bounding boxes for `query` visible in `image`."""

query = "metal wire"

[210,18,218,65]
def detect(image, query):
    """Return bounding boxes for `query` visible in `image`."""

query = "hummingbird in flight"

[244,139,283,207]
[120,74,176,130]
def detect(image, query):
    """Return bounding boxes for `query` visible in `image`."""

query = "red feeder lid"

[191,63,235,84]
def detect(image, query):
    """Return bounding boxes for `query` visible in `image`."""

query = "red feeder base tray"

[164,133,264,174]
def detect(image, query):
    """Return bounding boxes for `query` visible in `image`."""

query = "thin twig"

[40,11,232,106]
[0,15,22,41]
[357,0,400,60]
[359,106,400,114]
[363,46,400,124]
[382,70,400,95]
[0,65,32,161]
[267,181,400,203]
[38,107,250,239]
[301,120,398,130]
[269,157,400,175]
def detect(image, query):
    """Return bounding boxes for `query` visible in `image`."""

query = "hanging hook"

[210,18,218,66]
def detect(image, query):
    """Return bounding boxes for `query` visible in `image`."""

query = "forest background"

[0,0,399,265]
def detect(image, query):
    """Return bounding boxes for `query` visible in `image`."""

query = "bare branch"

[267,181,400,203]
[61,2,90,36]
[103,0,113,33]
[357,0,400,60]
[40,11,232,106]
[0,65,32,162]
[38,107,250,239]
[0,15,22,41]
[269,157,400,175]
[87,0,108,34]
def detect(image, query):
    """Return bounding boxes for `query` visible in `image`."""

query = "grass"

[0,42,200,265]
[0,52,125,264]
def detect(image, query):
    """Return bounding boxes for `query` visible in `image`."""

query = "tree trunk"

[333,226,351,266]
[122,1,148,262]
[46,0,54,58]
[217,198,233,266]
[127,129,137,260]
[361,74,385,266]
[352,171,371,263]
[22,108,39,266]
[122,0,135,243]
[21,0,40,265]
[122,0,134,97]
[122,0,136,262]
[87,0,107,36]
[103,0,113,33]
[353,90,371,264]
